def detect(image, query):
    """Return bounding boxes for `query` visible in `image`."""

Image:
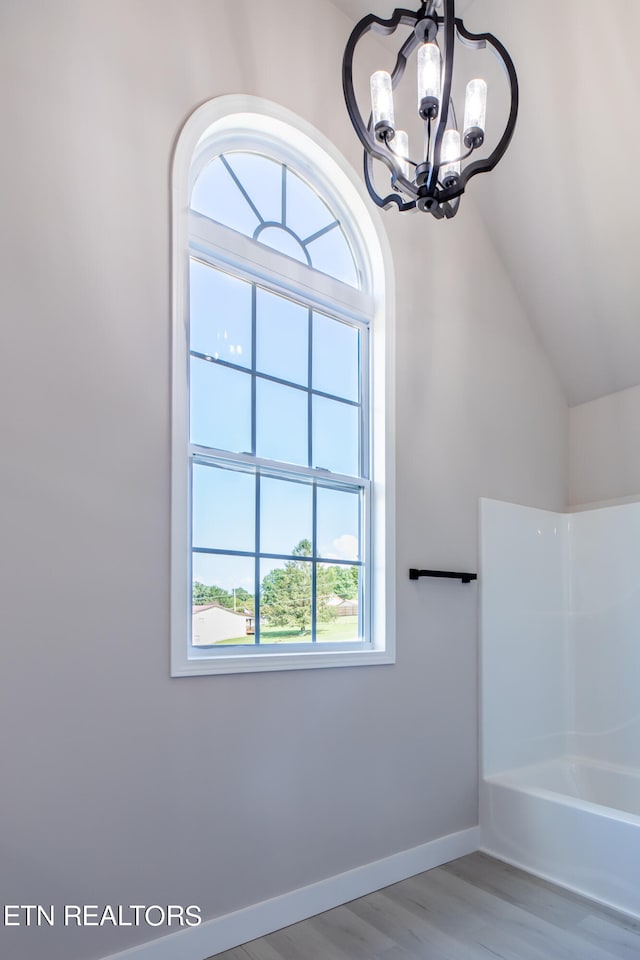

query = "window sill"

[171,645,395,677]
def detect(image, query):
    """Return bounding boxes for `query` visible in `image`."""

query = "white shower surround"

[479,498,640,918]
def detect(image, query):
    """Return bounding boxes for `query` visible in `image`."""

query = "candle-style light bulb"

[393,130,411,182]
[370,70,395,142]
[417,43,441,120]
[440,129,461,187]
[463,78,487,149]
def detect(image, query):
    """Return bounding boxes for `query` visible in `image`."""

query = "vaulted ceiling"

[331,0,640,406]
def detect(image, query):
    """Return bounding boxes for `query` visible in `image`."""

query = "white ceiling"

[333,0,476,24]
[332,0,640,407]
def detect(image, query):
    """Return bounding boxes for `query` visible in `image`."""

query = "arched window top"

[191,151,359,288]
[171,96,394,677]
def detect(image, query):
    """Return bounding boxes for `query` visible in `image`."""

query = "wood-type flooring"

[211,852,640,960]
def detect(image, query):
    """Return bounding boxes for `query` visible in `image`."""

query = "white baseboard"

[103,826,480,960]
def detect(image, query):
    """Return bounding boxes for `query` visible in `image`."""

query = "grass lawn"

[214,615,359,645]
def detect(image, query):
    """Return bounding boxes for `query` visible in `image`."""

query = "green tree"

[192,581,230,606]
[261,540,312,634]
[334,566,358,600]
[234,587,255,615]
[192,581,210,605]
[261,540,335,634]
[192,581,255,611]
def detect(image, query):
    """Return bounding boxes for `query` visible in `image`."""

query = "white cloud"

[324,534,358,562]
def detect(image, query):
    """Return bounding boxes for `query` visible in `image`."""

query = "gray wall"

[0,2,567,958]
[570,384,640,506]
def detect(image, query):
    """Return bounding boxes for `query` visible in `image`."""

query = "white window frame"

[171,95,395,676]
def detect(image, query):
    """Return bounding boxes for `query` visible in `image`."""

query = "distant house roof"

[326,595,358,608]
[192,603,249,618]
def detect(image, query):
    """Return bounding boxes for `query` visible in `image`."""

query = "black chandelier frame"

[342,0,519,219]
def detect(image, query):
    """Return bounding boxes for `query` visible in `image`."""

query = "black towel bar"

[409,569,477,584]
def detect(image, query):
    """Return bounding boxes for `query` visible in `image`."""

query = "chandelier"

[342,0,518,219]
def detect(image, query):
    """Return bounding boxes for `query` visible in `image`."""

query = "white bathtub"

[480,757,640,919]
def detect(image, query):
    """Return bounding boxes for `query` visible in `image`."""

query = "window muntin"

[189,259,365,473]
[191,465,366,649]
[189,251,368,651]
[190,151,359,288]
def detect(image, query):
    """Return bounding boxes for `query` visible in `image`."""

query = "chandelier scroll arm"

[443,194,460,218]
[451,18,519,194]
[363,150,417,212]
[342,7,426,161]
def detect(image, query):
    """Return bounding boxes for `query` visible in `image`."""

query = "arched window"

[171,97,394,675]
[191,151,359,286]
